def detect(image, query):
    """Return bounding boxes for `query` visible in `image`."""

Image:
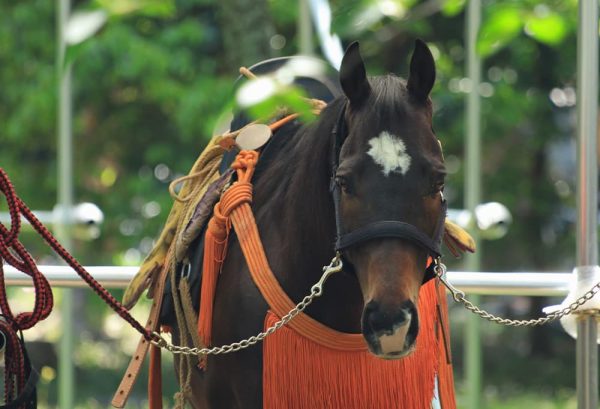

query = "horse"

[168,40,448,408]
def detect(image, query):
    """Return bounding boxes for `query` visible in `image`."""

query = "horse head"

[334,40,445,359]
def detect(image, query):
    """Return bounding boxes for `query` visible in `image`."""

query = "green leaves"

[477,6,524,57]
[524,10,567,46]
[477,4,571,57]
[441,0,466,17]
[94,0,175,18]
[236,78,317,124]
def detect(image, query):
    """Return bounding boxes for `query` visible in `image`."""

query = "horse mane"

[250,98,344,271]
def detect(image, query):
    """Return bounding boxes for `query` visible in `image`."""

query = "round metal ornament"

[236,124,273,151]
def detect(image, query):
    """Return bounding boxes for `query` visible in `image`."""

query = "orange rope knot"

[232,150,259,182]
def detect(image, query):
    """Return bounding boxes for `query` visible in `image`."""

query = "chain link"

[150,254,344,355]
[151,255,600,355]
[435,261,600,327]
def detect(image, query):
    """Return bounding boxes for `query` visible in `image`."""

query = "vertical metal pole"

[298,0,314,55]
[57,0,75,407]
[464,1,482,408]
[576,0,598,267]
[577,318,598,409]
[575,1,599,408]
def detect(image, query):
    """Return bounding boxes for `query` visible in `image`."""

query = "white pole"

[2,266,576,295]
[57,0,75,406]
[298,0,314,55]
[464,1,482,408]
[575,0,599,408]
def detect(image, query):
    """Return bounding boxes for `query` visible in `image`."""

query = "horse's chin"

[365,337,417,360]
[378,345,416,360]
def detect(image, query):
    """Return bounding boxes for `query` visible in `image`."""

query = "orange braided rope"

[197,114,298,354]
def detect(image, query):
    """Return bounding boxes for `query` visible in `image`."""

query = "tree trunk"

[217,0,275,68]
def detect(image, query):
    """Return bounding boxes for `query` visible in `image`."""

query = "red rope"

[0,319,26,406]
[0,168,153,339]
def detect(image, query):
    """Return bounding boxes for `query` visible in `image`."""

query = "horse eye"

[336,176,353,194]
[430,182,444,197]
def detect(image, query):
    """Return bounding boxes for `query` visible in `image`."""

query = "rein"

[0,170,152,340]
[329,102,447,281]
[0,168,157,408]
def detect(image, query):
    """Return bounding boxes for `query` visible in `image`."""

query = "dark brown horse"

[172,40,445,408]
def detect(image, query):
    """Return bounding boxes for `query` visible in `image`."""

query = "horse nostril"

[399,300,417,320]
[363,300,413,335]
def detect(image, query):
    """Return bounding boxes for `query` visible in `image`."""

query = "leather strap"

[148,344,163,408]
[111,245,173,408]
[335,220,443,256]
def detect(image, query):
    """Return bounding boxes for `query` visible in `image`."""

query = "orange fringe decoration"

[263,280,456,409]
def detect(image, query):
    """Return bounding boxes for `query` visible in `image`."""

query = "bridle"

[329,101,447,283]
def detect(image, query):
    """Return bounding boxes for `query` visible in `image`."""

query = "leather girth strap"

[111,244,174,408]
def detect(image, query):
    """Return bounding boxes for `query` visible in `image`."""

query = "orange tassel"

[148,344,163,409]
[197,151,257,362]
[262,280,453,409]
[197,208,228,352]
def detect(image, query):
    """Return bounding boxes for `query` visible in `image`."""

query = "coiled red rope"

[0,167,153,338]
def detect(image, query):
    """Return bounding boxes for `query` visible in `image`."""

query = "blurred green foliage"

[0,0,589,407]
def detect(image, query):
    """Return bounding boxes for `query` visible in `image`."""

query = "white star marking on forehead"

[367,131,412,176]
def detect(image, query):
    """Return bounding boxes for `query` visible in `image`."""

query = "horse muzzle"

[361,299,419,359]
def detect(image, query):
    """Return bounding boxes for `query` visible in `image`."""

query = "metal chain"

[150,254,344,355]
[435,261,600,327]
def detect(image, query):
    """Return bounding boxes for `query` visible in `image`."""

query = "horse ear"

[340,42,371,105]
[407,39,436,103]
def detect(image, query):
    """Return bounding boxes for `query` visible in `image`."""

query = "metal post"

[577,317,599,409]
[298,0,314,55]
[464,1,482,408]
[575,1,599,408]
[576,0,598,267]
[57,0,75,407]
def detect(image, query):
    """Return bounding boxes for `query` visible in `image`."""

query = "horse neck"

[252,100,364,332]
[254,105,338,275]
